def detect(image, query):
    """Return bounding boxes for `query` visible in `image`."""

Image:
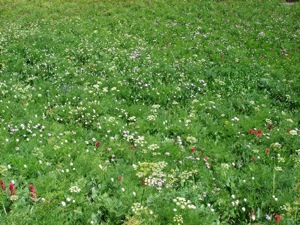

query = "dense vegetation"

[0,0,299,224]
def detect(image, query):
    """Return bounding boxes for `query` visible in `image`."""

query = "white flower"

[61,201,66,207]
[69,186,81,193]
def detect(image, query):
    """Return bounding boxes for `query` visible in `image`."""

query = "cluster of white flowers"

[173,197,196,209]
[69,185,81,193]
[131,203,152,216]
[277,154,285,162]
[151,104,160,113]
[177,170,198,183]
[271,142,282,149]
[221,163,230,169]
[289,129,298,136]
[186,136,198,144]
[148,144,160,151]
[231,195,240,207]
[265,118,272,125]
[173,214,183,225]
[147,115,156,121]
[123,130,147,147]
[144,177,166,190]
[128,116,137,123]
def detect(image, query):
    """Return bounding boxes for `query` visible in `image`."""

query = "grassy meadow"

[0,0,299,224]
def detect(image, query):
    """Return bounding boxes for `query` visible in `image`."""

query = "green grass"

[0,0,299,224]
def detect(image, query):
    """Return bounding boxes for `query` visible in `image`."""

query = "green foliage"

[0,0,299,224]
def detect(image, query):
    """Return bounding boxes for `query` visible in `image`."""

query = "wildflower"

[249,129,254,134]
[0,179,6,191]
[268,124,273,130]
[289,130,297,136]
[9,183,15,195]
[69,186,81,193]
[142,178,146,185]
[95,141,101,147]
[191,147,196,153]
[274,214,281,223]
[266,148,270,154]
[255,129,263,137]
[265,214,271,220]
[186,136,198,144]
[61,201,66,207]
[29,184,38,201]
[271,142,282,149]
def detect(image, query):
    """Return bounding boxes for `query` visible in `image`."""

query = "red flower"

[29,184,36,193]
[254,131,262,137]
[249,129,254,134]
[274,214,281,223]
[191,147,196,153]
[142,178,146,185]
[266,148,270,154]
[268,124,273,130]
[204,156,209,162]
[95,141,101,147]
[29,184,38,201]
[9,183,15,195]
[251,157,255,161]
[0,179,6,191]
